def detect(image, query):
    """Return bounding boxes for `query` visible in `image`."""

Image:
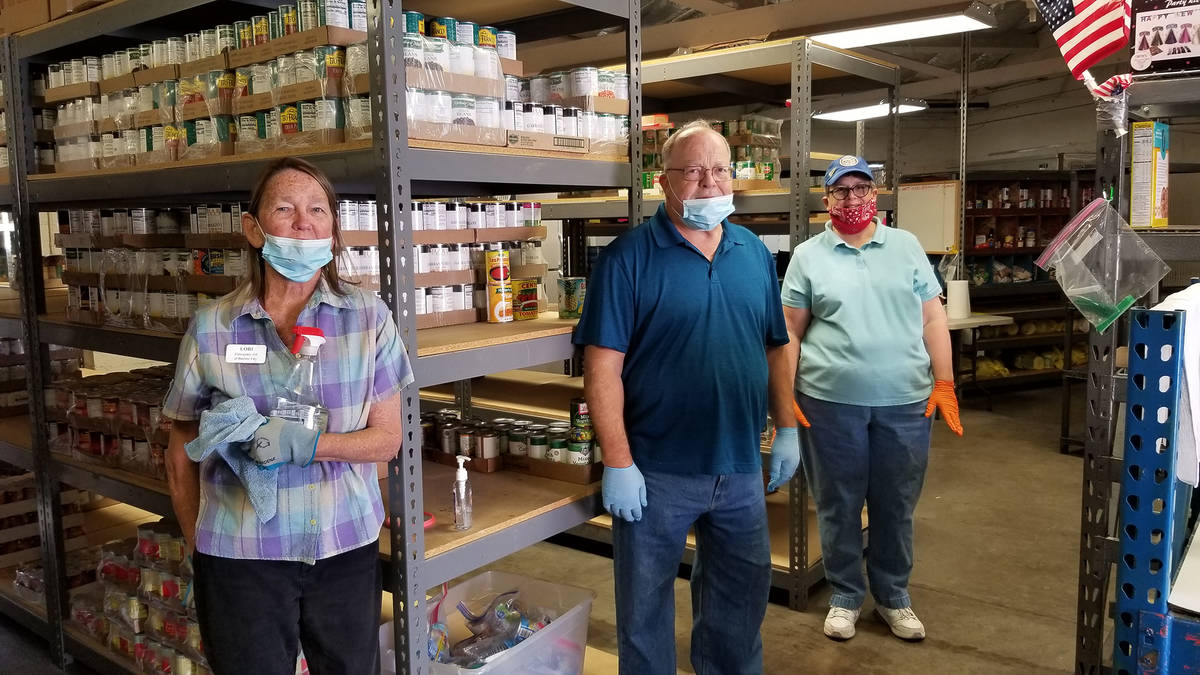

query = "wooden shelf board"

[408,137,625,162]
[55,453,170,497]
[379,460,599,561]
[415,314,576,358]
[422,369,583,421]
[0,416,33,452]
[962,367,1065,383]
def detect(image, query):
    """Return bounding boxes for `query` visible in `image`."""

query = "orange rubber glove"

[925,380,963,436]
[792,400,812,428]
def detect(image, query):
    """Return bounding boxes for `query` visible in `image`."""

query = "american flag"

[1036,0,1131,80]
[1089,72,1132,98]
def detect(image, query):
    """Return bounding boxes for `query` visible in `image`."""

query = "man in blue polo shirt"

[574,120,794,675]
[780,155,962,644]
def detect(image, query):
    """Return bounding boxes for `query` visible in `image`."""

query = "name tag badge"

[225,344,267,364]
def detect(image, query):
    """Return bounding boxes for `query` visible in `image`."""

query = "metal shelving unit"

[1074,76,1200,674]
[540,38,903,612]
[0,1,642,672]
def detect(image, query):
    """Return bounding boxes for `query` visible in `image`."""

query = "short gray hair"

[661,119,731,169]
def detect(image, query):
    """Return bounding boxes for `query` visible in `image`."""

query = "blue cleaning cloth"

[184,396,277,523]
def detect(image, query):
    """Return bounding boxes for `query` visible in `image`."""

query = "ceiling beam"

[671,0,737,14]
[518,0,981,73]
[856,47,958,79]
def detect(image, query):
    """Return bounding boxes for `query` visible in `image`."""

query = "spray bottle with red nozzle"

[270,326,329,432]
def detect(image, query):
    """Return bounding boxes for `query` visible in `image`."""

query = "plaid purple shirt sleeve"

[370,297,414,402]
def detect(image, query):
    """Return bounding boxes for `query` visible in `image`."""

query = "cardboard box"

[276,77,342,106]
[53,120,98,140]
[99,154,136,170]
[503,455,602,485]
[1131,120,1169,228]
[283,128,345,147]
[345,73,369,97]
[415,308,478,329]
[135,146,178,166]
[340,230,379,247]
[177,99,233,122]
[474,226,547,243]
[506,130,588,154]
[406,66,503,99]
[98,72,136,95]
[415,270,475,287]
[185,233,246,248]
[560,95,628,116]
[55,157,101,173]
[424,448,503,473]
[228,26,366,69]
[232,91,274,115]
[412,229,474,245]
[410,120,506,147]
[3,0,50,34]
[179,140,235,161]
[134,64,180,87]
[43,81,100,104]
[49,0,105,20]
[501,58,523,77]
[725,133,780,148]
[134,108,173,127]
[179,51,230,79]
[732,178,781,192]
[1131,0,1200,77]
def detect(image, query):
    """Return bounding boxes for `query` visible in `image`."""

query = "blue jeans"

[798,393,932,611]
[613,470,771,675]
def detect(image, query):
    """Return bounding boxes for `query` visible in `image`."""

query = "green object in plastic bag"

[1076,294,1137,334]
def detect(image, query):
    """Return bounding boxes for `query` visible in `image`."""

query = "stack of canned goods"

[337,246,381,285]
[422,403,600,467]
[411,200,542,230]
[336,199,378,230]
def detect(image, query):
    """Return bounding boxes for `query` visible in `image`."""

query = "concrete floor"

[479,387,1084,674]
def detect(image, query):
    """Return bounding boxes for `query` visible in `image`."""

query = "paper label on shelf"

[224,344,267,364]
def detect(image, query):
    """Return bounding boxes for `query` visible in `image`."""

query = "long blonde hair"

[234,157,353,302]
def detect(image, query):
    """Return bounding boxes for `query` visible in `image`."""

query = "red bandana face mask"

[829,201,877,235]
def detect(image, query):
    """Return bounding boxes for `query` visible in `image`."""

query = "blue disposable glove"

[603,464,647,522]
[767,426,800,492]
[248,417,320,469]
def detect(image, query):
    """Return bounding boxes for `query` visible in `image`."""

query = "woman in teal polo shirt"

[779,155,962,643]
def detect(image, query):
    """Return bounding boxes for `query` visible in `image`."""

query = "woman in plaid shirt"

[163,158,413,674]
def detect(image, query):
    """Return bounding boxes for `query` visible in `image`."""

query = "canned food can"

[200,29,218,59]
[350,0,367,32]
[486,279,513,323]
[527,427,548,459]
[276,54,297,87]
[485,249,510,283]
[475,25,498,48]
[278,103,300,134]
[251,15,270,45]
[321,0,351,28]
[503,201,521,228]
[217,24,237,52]
[473,46,498,79]
[613,73,630,100]
[268,10,282,40]
[475,96,500,129]
[151,40,168,68]
[570,67,599,98]
[597,69,615,97]
[508,428,528,456]
[449,42,475,76]
[559,108,579,137]
[303,98,344,130]
[451,93,476,126]
[503,75,521,103]
[444,202,466,230]
[347,95,371,128]
[423,37,450,72]
[421,201,446,230]
[457,428,476,456]
[484,202,503,229]
[548,71,568,102]
[567,441,592,465]
[466,203,483,230]
[496,30,517,60]
[547,432,567,463]
[403,33,423,67]
[294,49,317,83]
[429,16,456,40]
[425,89,450,123]
[557,277,586,319]
[298,0,321,30]
[314,45,345,79]
[250,63,271,94]
[513,278,538,320]
[570,398,591,428]
[279,5,299,35]
[234,20,253,49]
[521,102,541,133]
[455,21,477,46]
[403,10,424,35]
[529,75,550,104]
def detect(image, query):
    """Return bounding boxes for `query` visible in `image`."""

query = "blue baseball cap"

[824,155,874,186]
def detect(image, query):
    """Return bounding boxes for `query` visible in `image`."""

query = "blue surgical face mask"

[666,180,734,231]
[255,221,334,282]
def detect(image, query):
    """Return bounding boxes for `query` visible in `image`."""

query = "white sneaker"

[823,606,860,640]
[876,606,926,641]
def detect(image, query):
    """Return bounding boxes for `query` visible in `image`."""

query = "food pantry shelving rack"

[0,0,642,672]
[1071,76,1200,675]
[536,38,901,611]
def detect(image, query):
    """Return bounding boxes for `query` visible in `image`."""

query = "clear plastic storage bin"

[380,570,595,675]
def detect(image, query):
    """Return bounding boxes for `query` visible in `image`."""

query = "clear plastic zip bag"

[1036,198,1170,334]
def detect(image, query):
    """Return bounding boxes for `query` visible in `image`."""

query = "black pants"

[193,542,381,675]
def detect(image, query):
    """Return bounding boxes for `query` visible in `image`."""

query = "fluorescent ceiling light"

[812,2,997,49]
[813,99,928,122]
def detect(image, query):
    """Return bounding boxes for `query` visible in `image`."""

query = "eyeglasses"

[827,183,876,201]
[666,165,734,182]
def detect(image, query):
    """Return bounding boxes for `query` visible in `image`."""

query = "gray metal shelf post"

[2,34,70,669]
[366,0,425,671]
